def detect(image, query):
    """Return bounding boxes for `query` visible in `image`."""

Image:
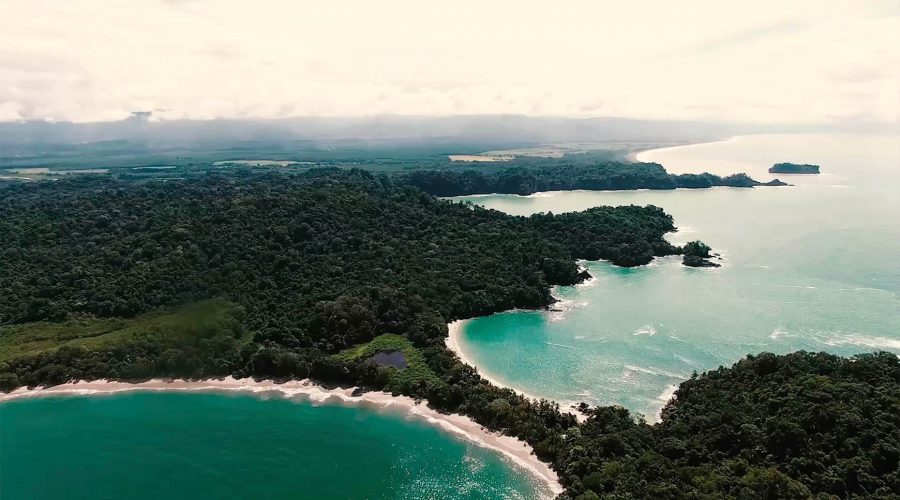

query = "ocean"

[452,133,900,420]
[0,392,550,499]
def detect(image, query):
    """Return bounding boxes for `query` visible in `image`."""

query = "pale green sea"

[0,392,550,499]
[454,133,900,420]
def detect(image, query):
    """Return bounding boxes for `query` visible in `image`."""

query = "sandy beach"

[447,319,589,424]
[1,377,562,498]
[447,319,515,392]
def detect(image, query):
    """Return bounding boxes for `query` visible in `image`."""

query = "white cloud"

[0,0,897,125]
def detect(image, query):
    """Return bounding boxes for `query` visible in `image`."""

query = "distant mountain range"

[3,114,889,168]
[0,114,773,152]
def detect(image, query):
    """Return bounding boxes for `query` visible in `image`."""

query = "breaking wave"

[769,327,789,340]
[623,365,687,379]
[822,333,900,351]
[633,325,656,336]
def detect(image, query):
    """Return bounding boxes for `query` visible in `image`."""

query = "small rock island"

[682,240,721,268]
[769,162,820,174]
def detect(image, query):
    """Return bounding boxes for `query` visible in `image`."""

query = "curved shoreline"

[447,319,509,391]
[633,137,735,164]
[448,312,680,425]
[447,319,546,404]
[447,319,589,424]
[1,377,562,498]
[446,268,681,424]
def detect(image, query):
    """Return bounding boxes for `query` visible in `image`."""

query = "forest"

[1,170,894,499]
[1,147,789,197]
[0,168,681,387]
[563,351,898,498]
[396,160,786,196]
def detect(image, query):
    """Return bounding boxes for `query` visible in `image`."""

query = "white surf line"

[1,377,563,498]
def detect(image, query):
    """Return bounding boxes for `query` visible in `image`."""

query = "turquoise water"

[0,393,549,499]
[455,133,900,420]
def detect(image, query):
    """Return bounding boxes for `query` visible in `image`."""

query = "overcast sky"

[1,0,898,125]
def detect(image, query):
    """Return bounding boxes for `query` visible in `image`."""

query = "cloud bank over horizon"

[1,0,898,126]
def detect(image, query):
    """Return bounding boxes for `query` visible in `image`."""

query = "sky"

[1,0,898,126]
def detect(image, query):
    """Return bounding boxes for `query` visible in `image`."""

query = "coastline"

[1,377,562,498]
[446,267,682,424]
[447,319,540,401]
[447,319,588,424]
[632,137,734,164]
[445,265,597,421]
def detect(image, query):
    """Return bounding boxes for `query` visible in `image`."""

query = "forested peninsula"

[1,171,895,499]
[396,159,788,197]
[1,149,791,196]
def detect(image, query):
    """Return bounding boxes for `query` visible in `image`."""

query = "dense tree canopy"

[396,160,780,197]
[1,168,680,386]
[682,240,720,267]
[558,351,899,499]
[1,171,892,499]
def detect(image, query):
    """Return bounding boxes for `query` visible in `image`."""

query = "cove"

[451,133,900,419]
[0,391,552,499]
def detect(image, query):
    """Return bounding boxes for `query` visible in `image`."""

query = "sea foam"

[823,333,900,351]
[769,327,789,340]
[633,325,656,336]
[623,365,686,379]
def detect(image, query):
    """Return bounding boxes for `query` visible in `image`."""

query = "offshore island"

[769,162,821,174]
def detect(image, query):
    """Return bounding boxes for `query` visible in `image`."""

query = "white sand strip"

[446,319,587,424]
[1,377,562,498]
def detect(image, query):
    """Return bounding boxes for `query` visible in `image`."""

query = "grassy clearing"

[337,334,443,393]
[0,299,245,364]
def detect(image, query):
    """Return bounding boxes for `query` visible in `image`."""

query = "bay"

[453,133,900,420]
[0,392,549,499]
